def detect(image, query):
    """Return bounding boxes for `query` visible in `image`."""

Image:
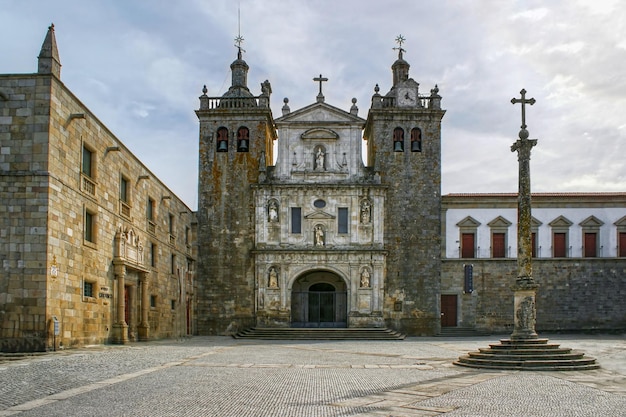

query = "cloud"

[2,0,626,208]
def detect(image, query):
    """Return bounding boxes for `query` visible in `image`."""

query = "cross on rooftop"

[313,74,328,102]
[511,89,536,130]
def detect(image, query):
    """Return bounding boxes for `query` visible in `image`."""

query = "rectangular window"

[82,146,93,177]
[84,209,95,243]
[461,233,475,258]
[531,232,537,258]
[169,213,175,234]
[619,232,626,257]
[120,176,129,203]
[83,281,94,298]
[338,208,349,234]
[185,226,190,245]
[171,254,176,275]
[150,243,157,268]
[291,207,302,234]
[553,232,567,257]
[584,233,597,257]
[171,300,176,310]
[150,295,157,308]
[147,197,155,221]
[492,233,506,258]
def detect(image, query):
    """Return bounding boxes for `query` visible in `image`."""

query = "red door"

[620,232,626,257]
[492,233,505,258]
[584,233,597,257]
[441,295,458,327]
[553,233,566,257]
[461,234,475,258]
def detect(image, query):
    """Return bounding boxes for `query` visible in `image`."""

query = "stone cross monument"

[510,89,539,340]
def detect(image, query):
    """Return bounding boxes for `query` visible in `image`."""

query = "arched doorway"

[291,271,347,328]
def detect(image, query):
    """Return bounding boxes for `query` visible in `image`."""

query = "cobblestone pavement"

[0,334,624,416]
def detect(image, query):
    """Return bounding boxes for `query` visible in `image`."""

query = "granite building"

[0,25,196,352]
[196,40,445,336]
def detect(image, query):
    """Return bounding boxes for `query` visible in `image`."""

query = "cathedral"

[0,26,624,352]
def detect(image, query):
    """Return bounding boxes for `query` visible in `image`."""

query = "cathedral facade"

[196,42,444,336]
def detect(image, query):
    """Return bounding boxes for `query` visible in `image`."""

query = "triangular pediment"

[275,102,365,125]
[456,216,481,228]
[304,210,336,220]
[579,215,604,228]
[549,215,573,227]
[614,215,626,227]
[487,216,512,228]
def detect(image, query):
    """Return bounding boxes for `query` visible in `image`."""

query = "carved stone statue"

[315,147,325,171]
[360,200,371,224]
[268,200,279,223]
[516,296,535,330]
[268,267,279,288]
[314,225,324,246]
[360,269,370,288]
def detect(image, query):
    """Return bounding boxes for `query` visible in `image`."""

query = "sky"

[2,0,625,209]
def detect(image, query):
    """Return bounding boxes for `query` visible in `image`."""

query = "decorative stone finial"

[282,97,290,116]
[350,98,358,115]
[202,85,208,95]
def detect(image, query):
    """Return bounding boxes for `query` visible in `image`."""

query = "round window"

[313,199,326,208]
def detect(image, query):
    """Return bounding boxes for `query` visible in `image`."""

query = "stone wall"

[442,258,626,333]
[195,107,275,335]
[364,108,445,335]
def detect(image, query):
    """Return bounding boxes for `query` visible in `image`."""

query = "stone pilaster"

[138,273,150,341]
[112,264,128,344]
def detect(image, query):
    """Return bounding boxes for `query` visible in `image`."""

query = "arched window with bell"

[393,127,404,152]
[410,127,422,152]
[237,126,250,152]
[216,127,229,152]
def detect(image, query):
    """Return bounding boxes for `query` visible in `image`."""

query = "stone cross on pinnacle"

[511,89,536,130]
[314,74,328,103]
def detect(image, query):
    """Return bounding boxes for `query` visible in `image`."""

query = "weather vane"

[393,34,406,56]
[234,6,246,55]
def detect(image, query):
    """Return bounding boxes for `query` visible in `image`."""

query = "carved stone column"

[510,121,538,340]
[112,264,128,344]
[138,272,150,341]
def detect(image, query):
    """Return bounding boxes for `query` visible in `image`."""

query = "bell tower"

[195,38,276,334]
[363,36,446,335]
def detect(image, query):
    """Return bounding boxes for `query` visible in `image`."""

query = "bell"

[217,140,228,152]
[394,141,403,152]
[411,140,421,152]
[238,139,249,152]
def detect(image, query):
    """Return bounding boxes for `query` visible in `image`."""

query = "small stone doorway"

[291,271,347,328]
[441,294,458,327]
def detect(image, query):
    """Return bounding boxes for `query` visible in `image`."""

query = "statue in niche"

[268,200,279,223]
[360,269,370,288]
[315,147,325,171]
[360,200,371,224]
[268,267,279,288]
[314,225,325,246]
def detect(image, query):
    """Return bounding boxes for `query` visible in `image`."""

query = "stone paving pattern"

[0,335,624,416]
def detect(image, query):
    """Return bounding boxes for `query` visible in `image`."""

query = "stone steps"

[233,327,406,340]
[454,338,600,371]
